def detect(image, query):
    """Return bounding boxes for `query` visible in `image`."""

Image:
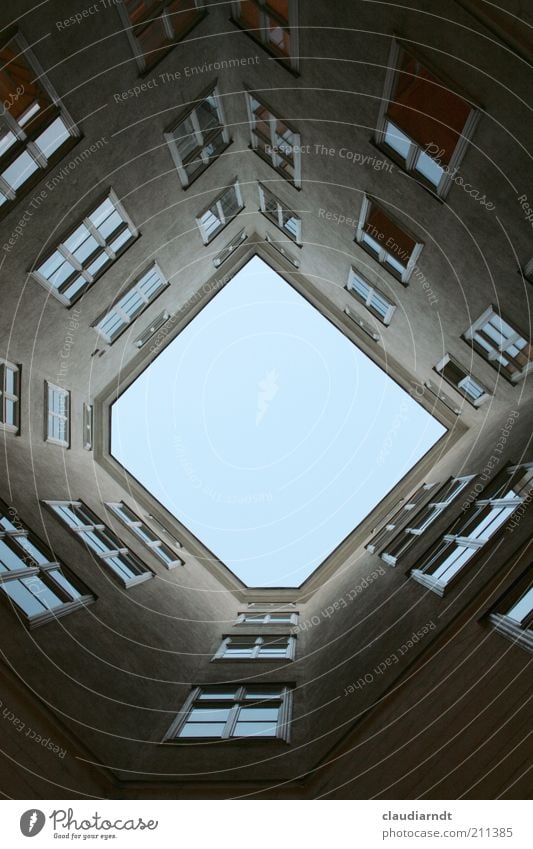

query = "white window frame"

[0,500,94,627]
[381,476,475,566]
[366,483,438,555]
[45,382,70,447]
[463,306,533,383]
[232,0,299,71]
[196,179,244,244]
[375,39,479,199]
[214,634,295,660]
[258,182,302,243]
[164,85,230,187]
[32,190,138,306]
[93,262,169,344]
[356,196,424,284]
[82,402,93,450]
[346,267,395,325]
[116,0,206,73]
[245,91,301,187]
[237,611,299,625]
[489,569,533,654]
[164,684,293,741]
[106,502,184,569]
[0,360,20,433]
[0,31,78,215]
[434,353,489,407]
[411,464,533,596]
[45,500,153,588]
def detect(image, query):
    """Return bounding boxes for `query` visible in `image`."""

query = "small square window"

[214,634,295,659]
[165,87,230,187]
[346,268,395,325]
[45,382,70,447]
[246,92,301,186]
[258,182,302,243]
[0,360,20,433]
[196,179,244,244]
[82,403,93,450]
[117,0,206,73]
[355,196,423,283]
[463,307,533,383]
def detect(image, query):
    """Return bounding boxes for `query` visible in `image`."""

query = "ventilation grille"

[213,228,247,267]
[135,311,172,348]
[264,232,300,268]
[343,307,380,342]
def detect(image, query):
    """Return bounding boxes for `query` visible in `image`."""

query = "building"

[0,0,531,800]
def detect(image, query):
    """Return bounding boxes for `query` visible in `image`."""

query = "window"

[375,40,478,197]
[165,86,230,187]
[213,228,248,268]
[0,360,20,433]
[434,354,489,406]
[258,182,301,243]
[411,465,533,595]
[46,501,152,588]
[45,382,70,447]
[489,567,533,653]
[0,500,93,626]
[0,31,78,215]
[106,502,183,568]
[346,267,395,325]
[82,403,93,450]
[117,0,206,73]
[355,196,423,283]
[232,0,299,71]
[165,685,292,740]
[215,634,295,659]
[94,263,168,344]
[366,483,438,555]
[237,611,298,625]
[463,307,533,383]
[196,179,244,244]
[246,92,301,186]
[32,192,138,305]
[380,476,474,566]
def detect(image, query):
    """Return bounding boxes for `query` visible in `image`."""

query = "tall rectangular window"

[45,382,70,447]
[165,86,230,187]
[355,196,423,283]
[0,31,78,215]
[94,263,169,344]
[411,464,533,595]
[46,501,152,588]
[258,182,301,243]
[165,685,292,740]
[346,268,395,325]
[32,191,138,305]
[246,92,301,186]
[232,1,298,71]
[214,634,295,659]
[0,500,93,626]
[196,179,244,244]
[489,568,533,653]
[0,360,20,433]
[463,307,533,383]
[117,0,206,73]
[434,354,489,406]
[375,40,478,197]
[106,502,184,568]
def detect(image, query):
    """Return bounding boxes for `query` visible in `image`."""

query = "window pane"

[49,568,83,600]
[34,117,71,158]
[415,149,444,186]
[179,723,226,737]
[233,721,278,737]
[384,121,411,158]
[2,150,39,189]
[188,707,231,723]
[1,579,48,617]
[0,539,27,572]
[507,586,533,624]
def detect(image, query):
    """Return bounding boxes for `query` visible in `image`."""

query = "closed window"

[94,263,168,343]
[375,40,478,197]
[32,192,138,305]
[237,611,298,624]
[411,465,532,595]
[346,268,395,325]
[117,0,205,72]
[366,483,438,555]
[258,182,301,242]
[246,92,301,186]
[489,567,533,653]
[165,684,292,740]
[196,179,244,244]
[83,403,93,450]
[214,634,295,659]
[46,501,152,588]
[463,307,533,383]
[0,500,93,626]
[0,360,20,433]
[232,1,298,71]
[356,196,423,283]
[45,383,70,447]
[106,502,183,568]
[0,32,78,215]
[165,87,230,187]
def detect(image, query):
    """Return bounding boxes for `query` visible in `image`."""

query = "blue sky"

[111,256,445,586]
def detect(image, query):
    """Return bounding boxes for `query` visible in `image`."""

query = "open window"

[434,354,489,406]
[463,307,533,383]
